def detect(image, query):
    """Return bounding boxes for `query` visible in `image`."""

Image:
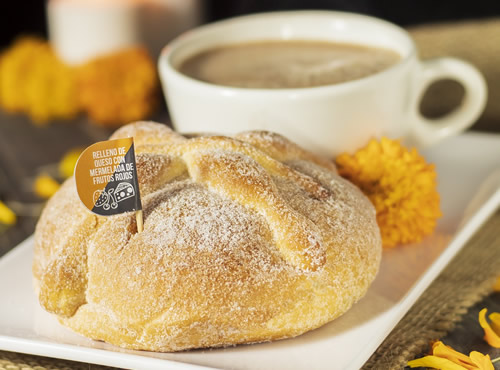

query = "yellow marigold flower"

[0,200,16,225]
[34,174,60,199]
[0,37,80,124]
[479,308,500,348]
[77,47,159,127]
[0,37,44,112]
[408,341,494,370]
[58,147,84,179]
[336,137,441,248]
[24,44,80,124]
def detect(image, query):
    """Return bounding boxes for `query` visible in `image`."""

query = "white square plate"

[1,132,500,370]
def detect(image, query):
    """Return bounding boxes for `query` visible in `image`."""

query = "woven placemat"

[363,208,500,369]
[0,350,117,370]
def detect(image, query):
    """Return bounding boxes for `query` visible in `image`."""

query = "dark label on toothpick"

[75,138,142,217]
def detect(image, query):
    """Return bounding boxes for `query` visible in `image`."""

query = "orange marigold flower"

[77,47,159,127]
[336,137,441,248]
[408,341,494,370]
[479,308,500,348]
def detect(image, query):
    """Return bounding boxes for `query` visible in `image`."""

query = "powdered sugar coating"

[33,121,381,351]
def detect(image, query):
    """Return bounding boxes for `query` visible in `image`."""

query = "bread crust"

[33,121,381,351]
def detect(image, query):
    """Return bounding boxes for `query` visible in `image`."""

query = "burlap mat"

[0,350,115,370]
[1,17,499,370]
[363,208,500,369]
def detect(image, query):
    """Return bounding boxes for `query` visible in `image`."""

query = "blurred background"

[2,0,500,47]
[1,0,499,125]
[0,0,499,254]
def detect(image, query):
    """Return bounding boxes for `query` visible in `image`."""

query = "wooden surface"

[0,111,171,258]
[0,112,109,257]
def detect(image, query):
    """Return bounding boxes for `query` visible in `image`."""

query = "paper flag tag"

[75,138,142,216]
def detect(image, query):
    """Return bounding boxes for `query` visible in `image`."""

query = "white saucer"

[1,132,499,370]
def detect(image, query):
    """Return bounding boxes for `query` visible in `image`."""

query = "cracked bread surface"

[33,121,381,351]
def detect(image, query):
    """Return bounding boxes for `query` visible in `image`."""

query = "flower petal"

[489,312,500,339]
[479,308,500,348]
[58,148,83,179]
[432,341,476,369]
[34,174,60,199]
[0,200,16,225]
[469,351,494,370]
[493,276,500,292]
[408,355,468,369]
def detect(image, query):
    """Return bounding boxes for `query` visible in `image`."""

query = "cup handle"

[409,57,487,147]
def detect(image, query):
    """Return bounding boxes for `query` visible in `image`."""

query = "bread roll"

[33,121,381,352]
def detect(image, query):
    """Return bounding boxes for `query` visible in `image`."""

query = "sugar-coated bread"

[33,121,381,352]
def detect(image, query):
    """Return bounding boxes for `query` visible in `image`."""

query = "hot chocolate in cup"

[158,11,487,157]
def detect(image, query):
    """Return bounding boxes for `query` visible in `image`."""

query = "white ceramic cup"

[158,11,487,157]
